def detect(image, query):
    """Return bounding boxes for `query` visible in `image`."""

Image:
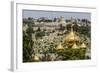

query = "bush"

[56,48,86,60]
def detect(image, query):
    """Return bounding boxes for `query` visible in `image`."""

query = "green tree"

[23,17,34,62]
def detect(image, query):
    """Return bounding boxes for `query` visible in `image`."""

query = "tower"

[59,16,66,25]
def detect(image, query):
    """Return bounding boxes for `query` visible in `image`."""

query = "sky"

[23,10,91,21]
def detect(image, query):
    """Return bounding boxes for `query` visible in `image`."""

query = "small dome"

[72,43,79,49]
[80,43,87,48]
[34,55,39,61]
[65,45,68,48]
[56,43,64,50]
[65,31,79,42]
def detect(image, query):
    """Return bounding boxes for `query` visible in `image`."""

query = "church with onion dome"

[55,21,90,60]
[56,23,87,50]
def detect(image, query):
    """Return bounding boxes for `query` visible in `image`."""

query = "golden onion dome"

[65,31,79,42]
[72,43,79,49]
[34,55,39,61]
[80,43,87,48]
[65,45,68,48]
[56,43,64,50]
[65,23,80,42]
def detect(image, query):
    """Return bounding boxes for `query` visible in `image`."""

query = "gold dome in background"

[56,43,64,51]
[34,55,39,61]
[65,23,80,42]
[80,43,87,48]
[65,31,80,42]
[72,43,79,49]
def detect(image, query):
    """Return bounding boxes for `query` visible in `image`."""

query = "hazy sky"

[23,10,91,21]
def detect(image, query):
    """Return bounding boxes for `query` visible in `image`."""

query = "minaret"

[59,16,66,25]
